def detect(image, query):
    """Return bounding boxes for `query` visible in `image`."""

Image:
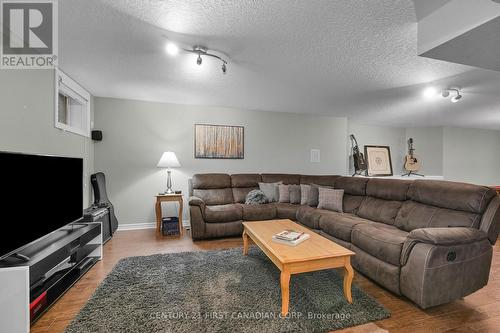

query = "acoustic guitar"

[350,134,367,175]
[404,138,421,172]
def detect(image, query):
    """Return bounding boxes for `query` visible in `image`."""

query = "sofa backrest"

[191,173,233,205]
[190,174,499,239]
[261,173,301,184]
[357,179,411,225]
[395,180,497,231]
[331,177,497,231]
[191,173,340,204]
[231,174,262,203]
[333,177,368,214]
[300,175,339,187]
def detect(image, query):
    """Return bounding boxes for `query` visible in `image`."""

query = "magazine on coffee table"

[274,230,304,241]
[272,230,310,246]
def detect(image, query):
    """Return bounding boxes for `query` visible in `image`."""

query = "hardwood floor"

[31,229,500,333]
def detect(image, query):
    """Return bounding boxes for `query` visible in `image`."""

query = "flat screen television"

[0,151,83,260]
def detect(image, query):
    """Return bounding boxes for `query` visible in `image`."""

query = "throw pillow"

[307,183,334,207]
[245,190,268,205]
[258,181,282,202]
[278,184,290,203]
[300,184,311,205]
[317,187,344,213]
[289,185,301,204]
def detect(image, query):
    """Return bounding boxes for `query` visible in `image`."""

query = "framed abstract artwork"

[364,145,393,176]
[194,124,244,159]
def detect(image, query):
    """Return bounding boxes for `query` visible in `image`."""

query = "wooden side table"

[155,194,183,236]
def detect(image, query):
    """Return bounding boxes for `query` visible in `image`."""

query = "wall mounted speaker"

[91,130,103,141]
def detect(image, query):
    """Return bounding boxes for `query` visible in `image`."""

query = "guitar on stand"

[402,138,424,177]
[350,134,367,176]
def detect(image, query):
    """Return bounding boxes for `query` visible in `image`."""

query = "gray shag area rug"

[65,247,390,333]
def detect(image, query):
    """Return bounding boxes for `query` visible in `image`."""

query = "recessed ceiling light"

[165,42,179,56]
[423,87,437,98]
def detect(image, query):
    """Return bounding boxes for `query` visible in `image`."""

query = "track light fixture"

[451,94,462,103]
[164,38,229,75]
[185,45,228,74]
[442,88,462,103]
[423,87,462,103]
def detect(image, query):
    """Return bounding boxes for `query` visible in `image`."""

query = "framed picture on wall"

[364,145,393,176]
[194,124,244,159]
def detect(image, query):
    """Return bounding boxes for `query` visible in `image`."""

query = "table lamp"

[157,152,181,194]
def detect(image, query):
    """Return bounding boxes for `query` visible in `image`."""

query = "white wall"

[404,127,443,176]
[94,97,349,225]
[443,127,500,185]
[0,70,95,206]
[348,122,406,175]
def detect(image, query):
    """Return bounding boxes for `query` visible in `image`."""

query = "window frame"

[54,69,91,137]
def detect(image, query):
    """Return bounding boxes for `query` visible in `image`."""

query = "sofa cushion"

[300,175,339,187]
[241,203,277,221]
[300,184,311,205]
[343,194,365,214]
[289,185,301,204]
[259,181,282,202]
[317,188,344,213]
[357,197,402,225]
[232,187,257,203]
[275,203,300,220]
[334,177,368,196]
[192,173,231,189]
[351,245,401,295]
[278,184,290,203]
[366,178,410,201]
[306,184,322,206]
[192,188,234,205]
[203,204,243,223]
[319,212,374,241]
[261,173,301,185]
[296,205,322,229]
[395,200,481,232]
[408,180,496,214]
[351,223,408,266]
[231,174,262,187]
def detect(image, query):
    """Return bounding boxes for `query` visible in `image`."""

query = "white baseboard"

[117,220,190,231]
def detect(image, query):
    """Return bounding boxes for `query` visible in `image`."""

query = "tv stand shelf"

[0,221,102,333]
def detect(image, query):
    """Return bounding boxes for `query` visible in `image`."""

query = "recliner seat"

[188,173,500,309]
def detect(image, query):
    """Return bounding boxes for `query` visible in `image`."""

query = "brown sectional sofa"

[188,173,500,309]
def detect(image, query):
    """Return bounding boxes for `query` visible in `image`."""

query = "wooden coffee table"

[242,219,355,316]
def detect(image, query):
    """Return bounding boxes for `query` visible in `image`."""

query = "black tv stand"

[13,253,31,262]
[0,253,32,264]
[0,221,102,331]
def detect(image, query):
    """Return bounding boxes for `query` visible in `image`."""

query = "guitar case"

[91,172,118,233]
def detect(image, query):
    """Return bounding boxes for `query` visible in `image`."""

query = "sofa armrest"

[189,196,205,207]
[408,227,487,245]
[401,227,487,266]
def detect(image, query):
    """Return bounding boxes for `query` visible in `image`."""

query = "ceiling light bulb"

[197,54,202,65]
[451,94,462,103]
[423,87,437,98]
[441,90,450,98]
[165,42,179,56]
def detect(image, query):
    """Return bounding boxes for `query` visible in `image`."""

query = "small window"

[55,70,90,137]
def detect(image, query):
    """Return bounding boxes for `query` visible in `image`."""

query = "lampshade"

[157,152,180,168]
